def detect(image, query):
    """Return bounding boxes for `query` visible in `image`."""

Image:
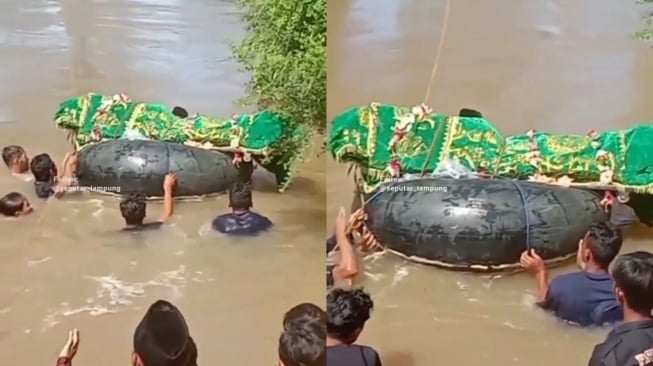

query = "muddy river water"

[327,0,653,365]
[0,1,324,365]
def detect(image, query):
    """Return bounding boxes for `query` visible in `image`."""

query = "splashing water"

[40,265,190,332]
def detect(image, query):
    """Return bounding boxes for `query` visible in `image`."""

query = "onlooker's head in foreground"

[132,300,197,366]
[611,251,653,319]
[283,302,326,330]
[29,153,57,183]
[327,287,374,345]
[2,145,29,174]
[577,222,622,271]
[0,192,32,217]
[228,182,252,211]
[278,303,326,366]
[120,194,147,226]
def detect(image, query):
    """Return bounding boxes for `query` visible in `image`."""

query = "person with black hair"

[29,152,77,199]
[132,300,198,366]
[120,173,176,231]
[279,302,326,366]
[520,222,624,327]
[589,251,653,365]
[2,145,29,175]
[211,182,272,236]
[0,192,33,217]
[283,302,326,330]
[54,300,197,366]
[326,288,382,366]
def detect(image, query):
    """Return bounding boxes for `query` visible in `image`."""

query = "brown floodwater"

[327,0,653,365]
[0,1,324,365]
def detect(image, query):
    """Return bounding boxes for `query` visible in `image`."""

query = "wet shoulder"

[211,211,272,235]
[551,271,607,290]
[248,211,273,227]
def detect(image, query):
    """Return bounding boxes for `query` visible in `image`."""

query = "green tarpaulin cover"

[329,103,653,194]
[55,93,310,192]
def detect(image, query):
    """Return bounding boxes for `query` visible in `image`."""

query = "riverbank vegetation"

[634,0,653,41]
[231,0,326,135]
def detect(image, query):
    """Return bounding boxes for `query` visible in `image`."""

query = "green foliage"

[231,0,326,134]
[633,0,653,41]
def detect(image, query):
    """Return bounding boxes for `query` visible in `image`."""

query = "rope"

[418,0,453,177]
[506,180,533,251]
[422,0,452,105]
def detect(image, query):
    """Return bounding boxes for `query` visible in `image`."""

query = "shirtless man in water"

[327,208,375,289]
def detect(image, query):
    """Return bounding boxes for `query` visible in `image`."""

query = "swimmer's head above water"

[2,145,29,174]
[30,153,57,182]
[228,182,252,212]
[120,194,147,226]
[577,222,623,271]
[0,192,33,217]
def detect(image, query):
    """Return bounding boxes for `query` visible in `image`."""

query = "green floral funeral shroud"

[329,103,653,195]
[55,93,310,191]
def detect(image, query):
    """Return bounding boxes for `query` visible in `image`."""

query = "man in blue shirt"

[520,222,623,327]
[211,182,272,236]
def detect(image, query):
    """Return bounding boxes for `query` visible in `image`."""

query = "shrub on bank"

[231,0,326,135]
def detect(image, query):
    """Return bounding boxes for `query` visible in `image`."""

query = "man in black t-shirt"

[211,182,272,236]
[588,251,653,366]
[327,288,382,366]
[120,174,176,231]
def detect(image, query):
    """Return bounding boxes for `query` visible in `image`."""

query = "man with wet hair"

[120,173,176,231]
[2,145,29,174]
[279,302,326,366]
[30,153,78,198]
[30,153,59,198]
[0,192,33,217]
[326,288,382,366]
[520,222,624,327]
[588,251,653,366]
[211,182,272,235]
